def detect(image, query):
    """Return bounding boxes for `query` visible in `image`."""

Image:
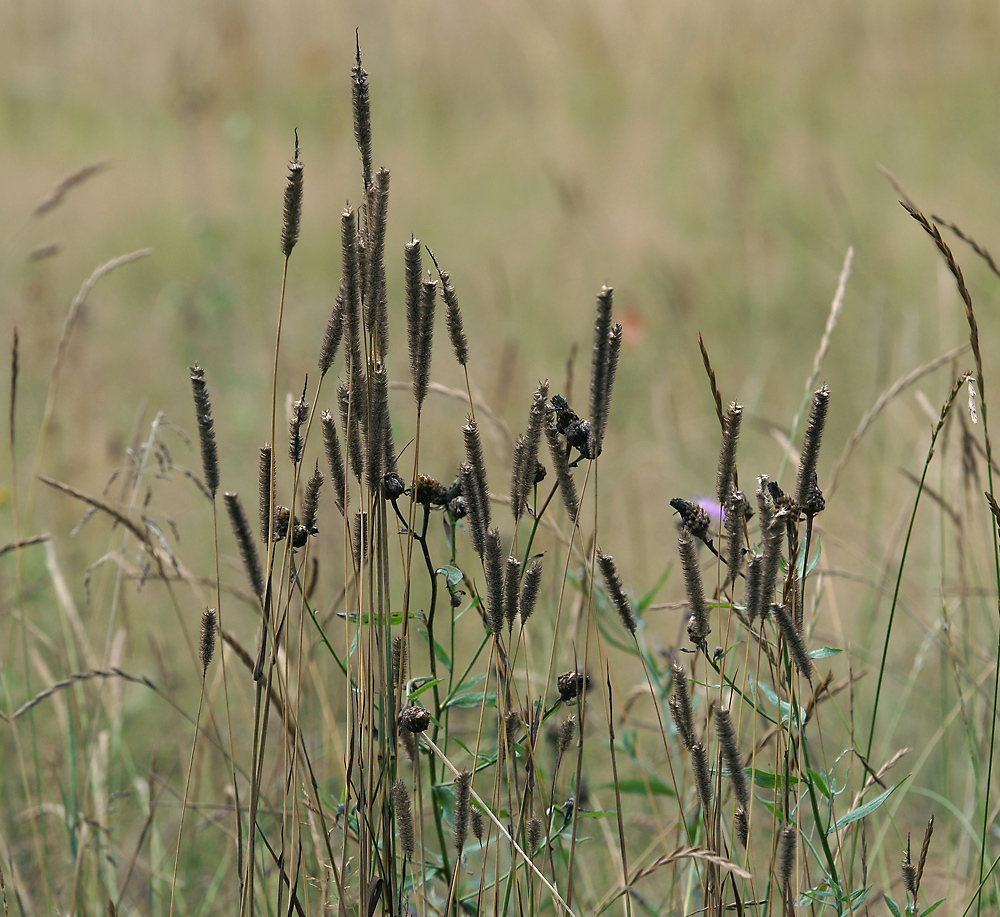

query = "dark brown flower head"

[292,524,310,548]
[382,471,406,501]
[669,498,712,544]
[448,495,466,519]
[414,473,445,506]
[272,505,291,543]
[399,704,431,734]
[550,394,596,459]
[800,470,825,517]
[557,671,591,704]
[533,461,547,484]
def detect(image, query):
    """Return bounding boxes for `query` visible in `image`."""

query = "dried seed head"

[353,511,368,566]
[717,401,743,506]
[759,506,787,611]
[795,385,830,512]
[773,602,813,681]
[744,551,764,625]
[352,37,372,190]
[463,418,491,533]
[453,770,472,852]
[365,167,390,359]
[399,704,431,734]
[557,671,591,704]
[412,276,436,408]
[366,360,394,492]
[440,267,468,367]
[511,382,550,520]
[545,416,579,523]
[341,207,362,373]
[725,489,746,583]
[670,498,712,546]
[588,285,615,458]
[318,289,344,377]
[301,461,323,537]
[669,662,695,750]
[471,807,484,844]
[225,492,265,602]
[519,558,543,627]
[715,707,750,809]
[902,834,916,897]
[392,635,407,692]
[338,381,364,484]
[259,444,274,544]
[200,608,217,673]
[189,363,220,498]
[690,742,713,819]
[485,528,505,638]
[679,529,710,649]
[321,409,348,515]
[777,824,797,892]
[527,816,543,853]
[735,807,749,848]
[556,716,576,765]
[404,238,423,396]
[272,505,291,543]
[280,131,304,258]
[289,378,309,465]
[415,473,445,506]
[597,549,637,635]
[915,815,934,899]
[392,779,415,860]
[503,554,522,630]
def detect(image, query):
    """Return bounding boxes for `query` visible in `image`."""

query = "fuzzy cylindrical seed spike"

[715,707,750,809]
[690,742,713,821]
[556,716,576,768]
[597,550,637,635]
[321,409,348,515]
[459,462,486,556]
[744,551,764,625]
[679,528,710,648]
[404,238,423,397]
[545,416,579,523]
[392,779,415,860]
[289,378,309,466]
[413,277,436,409]
[365,168,390,359]
[471,807,484,845]
[200,608,217,673]
[352,40,372,190]
[725,489,746,584]
[318,289,345,377]
[519,558,543,627]
[777,824,797,893]
[716,401,742,506]
[338,381,364,484]
[485,529,504,638]
[301,461,323,536]
[440,268,468,367]
[795,385,830,511]
[259,444,274,544]
[280,133,303,258]
[735,807,749,848]
[189,363,219,498]
[463,418,491,542]
[759,507,786,611]
[225,492,265,602]
[503,554,522,631]
[588,286,614,458]
[453,770,471,852]
[527,817,543,853]
[353,511,368,567]
[773,602,813,680]
[669,662,695,750]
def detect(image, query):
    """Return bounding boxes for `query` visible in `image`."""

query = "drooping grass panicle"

[714,706,750,809]
[588,285,614,458]
[224,492,265,602]
[511,381,549,520]
[338,380,364,484]
[280,130,304,258]
[503,554,522,631]
[289,377,309,466]
[453,770,472,852]
[189,363,220,498]
[744,550,763,625]
[392,778,415,861]
[519,558,543,627]
[411,276,436,409]
[717,401,742,506]
[33,158,112,218]
[318,287,345,377]
[259,443,274,544]
[365,167,390,359]
[690,742,713,819]
[463,417,491,544]
[545,415,579,523]
[669,662,695,750]
[725,489,746,585]
[597,549,637,635]
[352,35,372,191]
[200,608,217,674]
[772,602,813,680]
[321,409,348,515]
[301,460,323,535]
[485,528,504,638]
[795,384,829,510]
[678,528,710,649]
[777,824,797,893]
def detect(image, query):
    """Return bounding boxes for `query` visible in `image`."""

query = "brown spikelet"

[365,167,390,359]
[902,834,916,897]
[453,770,471,852]
[597,550,637,635]
[773,602,813,680]
[459,462,486,556]
[392,779,415,860]
[224,492,265,602]
[189,363,220,498]
[289,377,309,465]
[338,381,364,484]
[545,416,579,523]
[321,409,348,515]
[441,269,468,367]
[756,474,774,535]
[366,360,393,492]
[485,528,504,638]
[715,707,750,809]
[669,662,695,750]
[735,807,749,848]
[399,704,431,734]
[10,329,18,450]
[519,558,543,627]
[33,158,112,218]
[280,131,304,258]
[352,35,372,191]
[690,742,713,819]
[759,506,786,611]
[392,636,406,693]
[463,418,491,548]
[556,716,576,768]
[795,385,830,510]
[717,401,742,506]
[404,239,424,402]
[679,528,710,648]
[914,814,933,899]
[589,285,614,458]
[301,461,323,536]
[353,511,368,567]
[527,817,543,853]
[413,277,436,409]
[341,207,362,364]
[725,490,746,584]
[503,554,522,631]
[511,382,549,520]
[259,444,274,544]
[200,608,217,673]
[777,824,797,893]
[471,807,484,844]
[319,288,345,377]
[744,551,764,625]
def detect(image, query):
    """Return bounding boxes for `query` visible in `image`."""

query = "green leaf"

[806,534,822,575]
[599,778,676,797]
[409,678,443,701]
[807,768,830,798]
[637,563,672,613]
[883,894,903,917]
[921,898,945,915]
[437,564,464,587]
[828,780,904,834]
[446,691,497,710]
[809,645,842,660]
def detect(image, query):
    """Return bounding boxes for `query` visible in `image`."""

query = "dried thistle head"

[557,671,591,704]
[399,704,431,734]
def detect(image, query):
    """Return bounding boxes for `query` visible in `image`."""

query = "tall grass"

[4,41,1000,917]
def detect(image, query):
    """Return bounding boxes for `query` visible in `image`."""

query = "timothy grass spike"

[224,492,265,601]
[352,34,372,191]
[392,779,414,861]
[597,550,637,635]
[717,401,742,506]
[189,362,220,498]
[258,444,273,544]
[200,608,217,674]
[589,285,615,458]
[519,558,543,627]
[321,409,348,515]
[715,706,750,809]
[280,130,303,258]
[795,385,829,510]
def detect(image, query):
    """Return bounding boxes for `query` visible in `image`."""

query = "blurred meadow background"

[4,0,1000,913]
